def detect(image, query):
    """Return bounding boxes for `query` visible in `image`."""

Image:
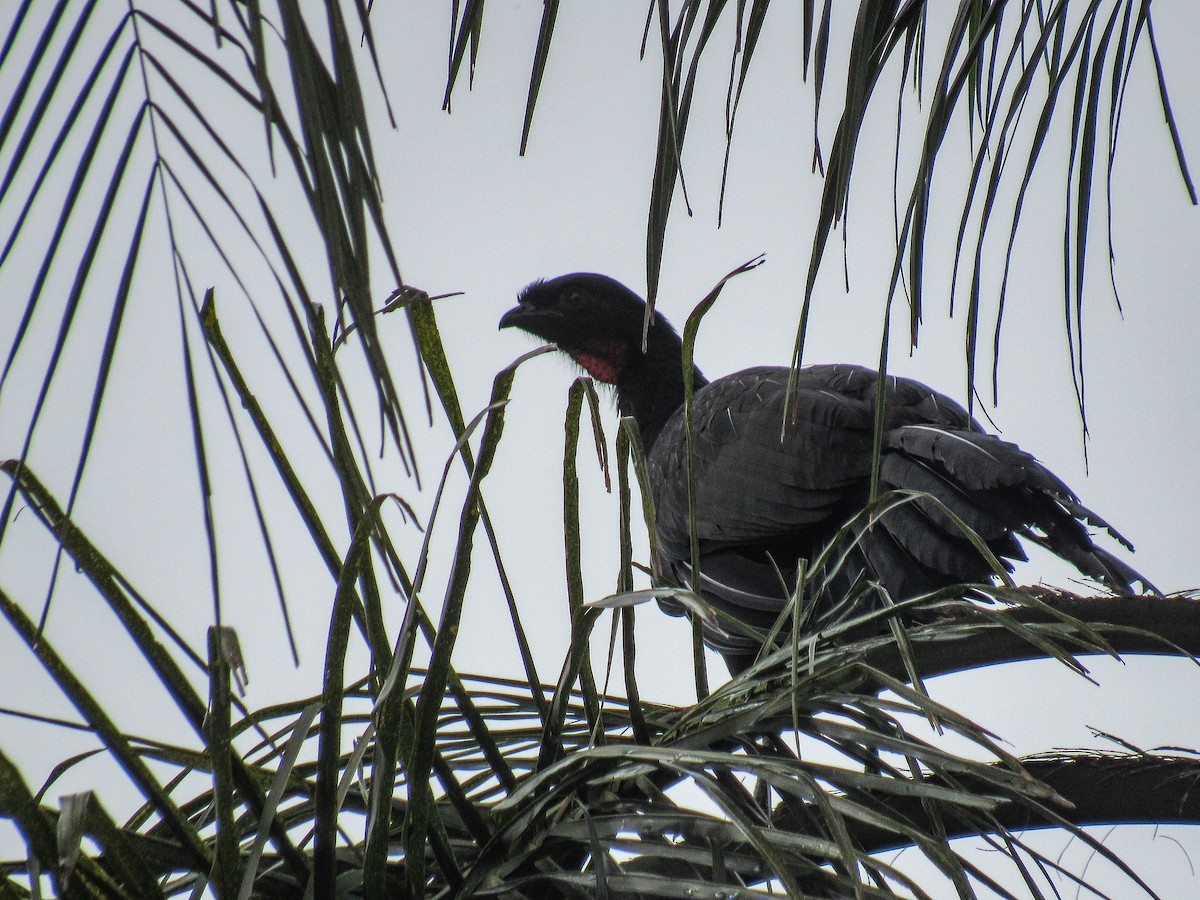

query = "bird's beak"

[498,303,560,333]
[497,305,526,330]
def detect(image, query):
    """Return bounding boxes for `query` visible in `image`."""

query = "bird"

[500,272,1152,674]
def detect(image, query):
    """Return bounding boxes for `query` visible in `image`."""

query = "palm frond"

[623,2,1193,417]
[4,459,1199,895]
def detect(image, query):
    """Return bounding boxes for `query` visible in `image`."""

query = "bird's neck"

[613,328,707,452]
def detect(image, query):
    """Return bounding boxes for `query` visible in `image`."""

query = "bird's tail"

[880,425,1156,595]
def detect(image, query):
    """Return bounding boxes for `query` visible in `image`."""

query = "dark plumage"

[500,273,1152,673]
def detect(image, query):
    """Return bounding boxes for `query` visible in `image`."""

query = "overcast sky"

[1,3,1198,895]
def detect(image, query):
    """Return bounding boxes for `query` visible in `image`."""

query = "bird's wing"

[648,364,979,556]
[649,366,856,554]
[880,423,1151,591]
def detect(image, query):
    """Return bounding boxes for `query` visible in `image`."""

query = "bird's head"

[499,273,676,385]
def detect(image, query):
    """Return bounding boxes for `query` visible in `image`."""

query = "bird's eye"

[562,290,585,308]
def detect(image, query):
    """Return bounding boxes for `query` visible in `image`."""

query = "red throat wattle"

[567,343,627,384]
